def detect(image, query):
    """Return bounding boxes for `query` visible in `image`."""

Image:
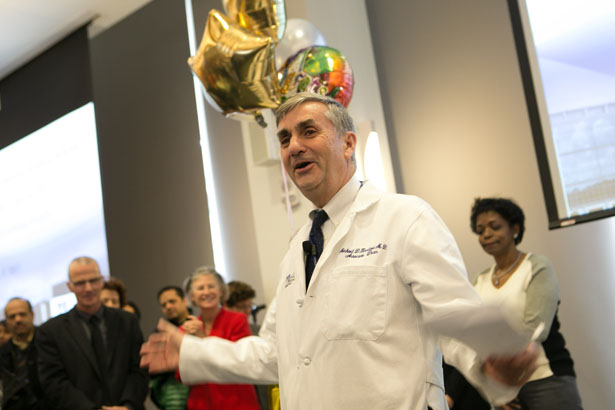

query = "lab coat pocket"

[323,265,388,340]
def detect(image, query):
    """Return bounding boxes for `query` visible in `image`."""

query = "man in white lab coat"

[141,93,537,410]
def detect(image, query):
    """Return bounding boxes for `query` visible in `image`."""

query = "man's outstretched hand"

[140,319,185,373]
[483,342,538,386]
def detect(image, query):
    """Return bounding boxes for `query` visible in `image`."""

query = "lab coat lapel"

[308,182,382,289]
[291,223,311,293]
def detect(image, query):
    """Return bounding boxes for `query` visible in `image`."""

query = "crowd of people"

[2,93,582,410]
[0,256,267,410]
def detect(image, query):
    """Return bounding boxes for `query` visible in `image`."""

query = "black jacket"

[0,328,50,410]
[37,306,148,410]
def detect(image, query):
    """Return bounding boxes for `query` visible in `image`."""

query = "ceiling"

[0,0,152,80]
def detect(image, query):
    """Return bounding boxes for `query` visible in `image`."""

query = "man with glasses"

[37,256,148,410]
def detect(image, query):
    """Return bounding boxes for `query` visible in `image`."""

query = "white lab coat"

[179,182,516,409]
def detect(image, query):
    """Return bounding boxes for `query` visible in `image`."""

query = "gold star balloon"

[223,0,286,42]
[188,9,281,121]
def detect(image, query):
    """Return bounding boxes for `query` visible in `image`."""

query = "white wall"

[365,0,615,408]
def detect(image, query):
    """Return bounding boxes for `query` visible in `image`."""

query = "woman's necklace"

[493,251,522,286]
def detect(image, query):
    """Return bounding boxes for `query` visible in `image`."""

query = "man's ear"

[67,281,74,293]
[343,131,357,160]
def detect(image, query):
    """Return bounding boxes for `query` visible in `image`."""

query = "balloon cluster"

[188,1,354,126]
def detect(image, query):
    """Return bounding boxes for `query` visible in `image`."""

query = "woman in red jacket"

[181,266,261,410]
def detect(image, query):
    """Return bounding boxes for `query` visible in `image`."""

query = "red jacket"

[181,308,261,410]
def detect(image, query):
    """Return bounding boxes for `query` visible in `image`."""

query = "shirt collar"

[76,305,105,322]
[310,175,361,229]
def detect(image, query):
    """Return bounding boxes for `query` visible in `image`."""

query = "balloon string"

[280,160,295,237]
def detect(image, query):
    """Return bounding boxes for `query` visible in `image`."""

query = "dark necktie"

[305,209,329,288]
[89,315,110,404]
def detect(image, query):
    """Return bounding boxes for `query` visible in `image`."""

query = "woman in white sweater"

[469,197,582,410]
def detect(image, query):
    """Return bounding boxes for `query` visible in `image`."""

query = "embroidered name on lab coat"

[339,243,388,259]
[284,272,295,287]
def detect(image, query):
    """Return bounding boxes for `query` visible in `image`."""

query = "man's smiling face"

[277,101,355,208]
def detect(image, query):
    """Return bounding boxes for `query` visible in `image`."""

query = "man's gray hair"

[68,256,100,279]
[184,266,228,306]
[275,92,356,136]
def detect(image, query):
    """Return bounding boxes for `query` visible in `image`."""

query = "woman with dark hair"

[180,266,261,410]
[225,281,256,318]
[101,277,127,309]
[468,197,582,410]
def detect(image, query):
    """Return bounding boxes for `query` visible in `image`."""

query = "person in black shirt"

[0,297,48,410]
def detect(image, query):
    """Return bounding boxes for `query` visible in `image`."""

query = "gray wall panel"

[90,0,214,333]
